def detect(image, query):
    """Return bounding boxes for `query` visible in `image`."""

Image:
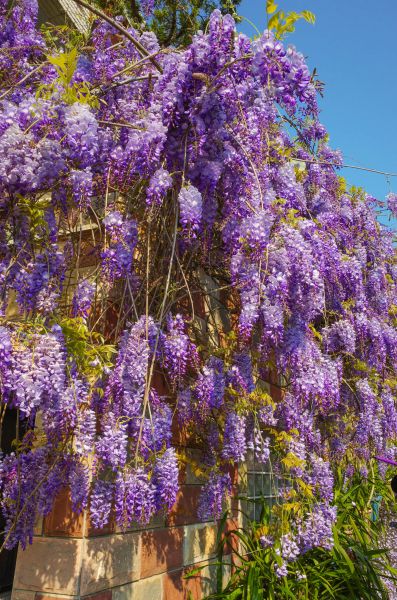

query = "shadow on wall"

[141,528,184,581]
[10,478,235,598]
[80,531,141,595]
[13,537,82,596]
[13,530,141,596]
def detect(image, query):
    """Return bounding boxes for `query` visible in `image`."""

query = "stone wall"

[9,250,245,600]
[11,463,239,600]
[9,275,282,599]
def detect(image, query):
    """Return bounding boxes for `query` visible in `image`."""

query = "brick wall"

[10,268,243,599]
[11,462,240,600]
[9,278,278,600]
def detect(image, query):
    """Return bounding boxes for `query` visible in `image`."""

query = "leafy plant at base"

[201,466,397,599]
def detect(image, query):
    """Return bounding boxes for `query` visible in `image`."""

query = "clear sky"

[237,0,397,224]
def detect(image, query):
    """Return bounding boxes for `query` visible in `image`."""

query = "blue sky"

[237,0,397,224]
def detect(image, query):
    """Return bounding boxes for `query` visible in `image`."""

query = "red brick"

[163,567,202,600]
[178,461,187,485]
[227,463,239,487]
[78,238,101,268]
[223,518,239,556]
[43,487,84,537]
[36,596,70,600]
[140,527,184,578]
[171,421,195,446]
[103,303,122,339]
[192,291,206,319]
[81,592,112,600]
[266,364,278,386]
[224,290,240,331]
[269,382,283,403]
[152,370,170,397]
[166,485,202,527]
[230,496,239,518]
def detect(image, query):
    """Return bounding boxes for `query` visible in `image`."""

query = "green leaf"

[281,451,305,470]
[184,565,205,578]
[301,10,316,24]
[332,529,355,574]
[267,13,279,31]
[266,0,278,14]
[45,47,98,107]
[229,589,243,600]
[48,47,78,85]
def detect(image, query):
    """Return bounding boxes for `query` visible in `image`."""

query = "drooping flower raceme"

[178,185,203,236]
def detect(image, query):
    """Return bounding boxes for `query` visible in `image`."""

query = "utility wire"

[291,157,397,178]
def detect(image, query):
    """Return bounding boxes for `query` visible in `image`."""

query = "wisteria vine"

[0,0,396,568]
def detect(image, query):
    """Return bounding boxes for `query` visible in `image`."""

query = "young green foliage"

[266,0,315,39]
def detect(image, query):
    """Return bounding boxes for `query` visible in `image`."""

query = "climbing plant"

[0,1,397,575]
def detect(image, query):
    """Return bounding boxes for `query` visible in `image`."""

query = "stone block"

[162,568,202,600]
[140,527,183,579]
[166,486,202,527]
[43,488,84,538]
[200,562,217,598]
[11,591,36,600]
[81,592,112,600]
[79,532,140,595]
[112,575,162,600]
[36,596,72,600]
[238,462,248,494]
[34,516,44,537]
[183,523,217,566]
[200,555,232,595]
[13,537,82,595]
[184,450,206,486]
[192,316,207,339]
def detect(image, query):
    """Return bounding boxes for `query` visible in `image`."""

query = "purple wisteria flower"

[103,210,123,235]
[152,448,179,510]
[101,217,138,281]
[387,192,397,217]
[178,185,202,235]
[147,168,172,205]
[115,468,155,528]
[163,314,195,385]
[1,3,397,552]
[90,480,114,529]
[70,168,93,208]
[96,413,128,471]
[222,411,247,462]
[140,0,155,17]
[198,471,231,521]
[195,356,225,409]
[72,280,95,318]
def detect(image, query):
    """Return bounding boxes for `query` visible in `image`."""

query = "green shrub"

[199,468,397,599]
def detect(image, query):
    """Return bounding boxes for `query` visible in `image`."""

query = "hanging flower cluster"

[0,0,396,556]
